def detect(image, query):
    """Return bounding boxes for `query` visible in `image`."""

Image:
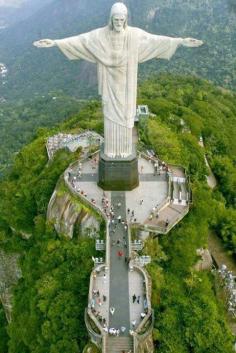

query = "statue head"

[109,2,128,32]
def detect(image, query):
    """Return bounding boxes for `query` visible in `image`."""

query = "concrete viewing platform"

[65,151,190,235]
[62,147,191,353]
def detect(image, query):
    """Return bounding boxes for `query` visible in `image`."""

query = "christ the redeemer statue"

[34,2,203,159]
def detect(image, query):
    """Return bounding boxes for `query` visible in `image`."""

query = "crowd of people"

[218,264,236,317]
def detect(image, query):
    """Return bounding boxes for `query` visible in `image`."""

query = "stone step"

[105,336,133,353]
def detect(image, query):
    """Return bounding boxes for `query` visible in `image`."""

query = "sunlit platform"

[65,151,190,235]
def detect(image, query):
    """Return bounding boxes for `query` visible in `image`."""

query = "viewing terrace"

[61,143,191,352]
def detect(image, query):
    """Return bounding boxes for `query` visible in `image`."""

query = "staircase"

[105,336,133,353]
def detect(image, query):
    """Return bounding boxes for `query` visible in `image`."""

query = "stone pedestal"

[98,145,139,191]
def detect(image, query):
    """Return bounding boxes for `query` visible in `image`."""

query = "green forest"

[0,94,87,177]
[0,75,235,352]
[0,0,236,101]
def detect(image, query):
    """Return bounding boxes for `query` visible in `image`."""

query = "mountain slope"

[0,0,53,28]
[0,0,235,101]
[0,75,235,352]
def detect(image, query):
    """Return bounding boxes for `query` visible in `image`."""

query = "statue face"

[112,14,126,32]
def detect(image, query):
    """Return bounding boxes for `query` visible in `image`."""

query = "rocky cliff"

[47,180,102,239]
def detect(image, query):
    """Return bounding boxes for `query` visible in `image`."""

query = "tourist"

[131,320,136,328]
[132,294,136,303]
[121,326,126,333]
[117,250,123,259]
[137,295,140,304]
[109,327,116,335]
[110,307,115,315]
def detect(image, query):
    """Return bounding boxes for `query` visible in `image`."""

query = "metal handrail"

[133,309,155,353]
[84,308,102,343]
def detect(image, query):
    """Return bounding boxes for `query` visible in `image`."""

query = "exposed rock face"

[0,250,22,322]
[47,187,100,238]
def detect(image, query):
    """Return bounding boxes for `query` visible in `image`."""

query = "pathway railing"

[96,239,105,251]
[84,308,103,347]
[131,264,153,353]
[133,310,155,353]
[132,265,152,329]
[131,239,144,251]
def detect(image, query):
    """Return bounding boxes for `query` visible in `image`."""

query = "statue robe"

[55,26,182,157]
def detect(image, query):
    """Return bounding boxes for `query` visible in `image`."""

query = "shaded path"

[208,232,236,273]
[204,156,217,189]
[199,139,217,189]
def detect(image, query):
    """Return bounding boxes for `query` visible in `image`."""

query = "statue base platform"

[98,146,139,191]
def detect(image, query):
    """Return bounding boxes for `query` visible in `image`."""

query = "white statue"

[34,2,203,159]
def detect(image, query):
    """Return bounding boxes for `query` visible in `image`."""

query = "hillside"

[0,76,235,352]
[0,0,236,101]
[0,94,87,176]
[0,0,53,28]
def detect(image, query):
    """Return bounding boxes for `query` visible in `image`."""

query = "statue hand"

[33,39,55,48]
[182,38,204,48]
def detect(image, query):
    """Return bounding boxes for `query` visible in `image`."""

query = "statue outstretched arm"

[33,32,98,63]
[138,29,204,63]
[33,39,56,48]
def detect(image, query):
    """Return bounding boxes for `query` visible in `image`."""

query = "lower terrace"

[88,263,150,334]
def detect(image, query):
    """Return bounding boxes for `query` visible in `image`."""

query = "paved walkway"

[199,140,217,189]
[129,270,145,328]
[109,191,130,334]
[90,268,109,325]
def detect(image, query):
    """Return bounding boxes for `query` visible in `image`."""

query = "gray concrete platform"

[129,270,145,329]
[90,268,110,325]
[66,153,189,235]
[68,155,169,226]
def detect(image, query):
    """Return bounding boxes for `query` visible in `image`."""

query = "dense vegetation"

[137,75,236,352]
[0,75,235,352]
[0,94,86,177]
[0,303,8,353]
[138,74,236,254]
[0,102,102,353]
[0,0,236,101]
